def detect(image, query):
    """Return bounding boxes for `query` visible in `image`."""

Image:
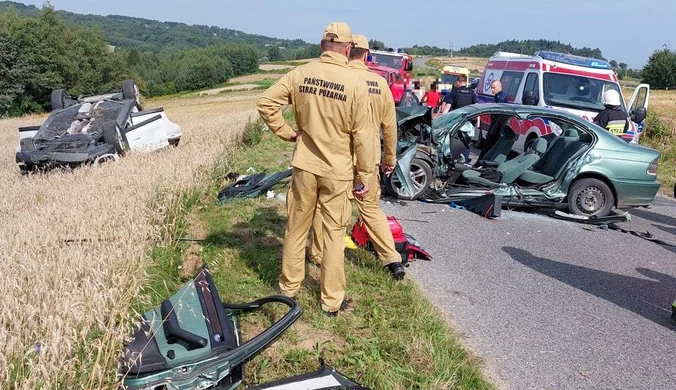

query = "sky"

[19,0,676,68]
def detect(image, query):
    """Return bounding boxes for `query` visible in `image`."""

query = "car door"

[626,83,650,136]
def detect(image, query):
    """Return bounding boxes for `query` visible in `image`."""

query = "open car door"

[626,83,650,139]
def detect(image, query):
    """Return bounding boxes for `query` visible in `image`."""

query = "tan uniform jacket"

[347,60,397,167]
[257,52,375,183]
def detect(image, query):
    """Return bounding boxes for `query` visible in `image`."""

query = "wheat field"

[428,56,490,74]
[0,92,260,387]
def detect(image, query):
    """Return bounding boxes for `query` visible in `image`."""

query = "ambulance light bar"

[535,51,612,69]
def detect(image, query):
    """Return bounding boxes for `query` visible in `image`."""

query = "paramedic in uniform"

[309,34,406,281]
[593,90,628,135]
[257,22,375,316]
[490,80,508,103]
[440,74,476,114]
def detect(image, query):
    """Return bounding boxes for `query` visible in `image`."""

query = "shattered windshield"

[431,110,468,141]
[543,73,624,112]
[432,110,466,129]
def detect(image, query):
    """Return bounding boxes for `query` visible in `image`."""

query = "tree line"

[0,1,309,53]
[2,3,673,118]
[0,6,259,116]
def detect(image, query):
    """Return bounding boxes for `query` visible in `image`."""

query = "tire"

[102,121,128,155]
[567,178,614,217]
[122,79,141,108]
[20,137,36,152]
[387,158,432,200]
[51,89,66,110]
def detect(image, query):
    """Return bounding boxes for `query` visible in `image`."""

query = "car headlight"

[647,159,658,175]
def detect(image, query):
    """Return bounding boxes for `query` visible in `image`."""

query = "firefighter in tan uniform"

[309,34,406,280]
[257,22,375,316]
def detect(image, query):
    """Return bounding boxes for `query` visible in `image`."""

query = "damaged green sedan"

[388,104,661,218]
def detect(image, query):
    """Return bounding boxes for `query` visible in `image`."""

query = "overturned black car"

[16,80,182,173]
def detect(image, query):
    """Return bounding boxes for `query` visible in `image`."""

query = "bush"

[644,109,671,139]
[241,116,266,146]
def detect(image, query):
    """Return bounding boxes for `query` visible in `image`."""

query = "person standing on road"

[309,34,406,281]
[478,80,509,151]
[593,90,628,135]
[440,75,476,114]
[490,80,508,103]
[421,82,442,111]
[257,22,375,316]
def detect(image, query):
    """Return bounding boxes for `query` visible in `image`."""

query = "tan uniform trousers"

[309,169,400,267]
[280,168,352,312]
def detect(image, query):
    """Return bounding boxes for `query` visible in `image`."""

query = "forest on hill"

[3,1,663,117]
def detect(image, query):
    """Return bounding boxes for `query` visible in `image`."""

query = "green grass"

[641,109,676,195]
[137,114,495,389]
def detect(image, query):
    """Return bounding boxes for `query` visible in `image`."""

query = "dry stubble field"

[0,91,261,387]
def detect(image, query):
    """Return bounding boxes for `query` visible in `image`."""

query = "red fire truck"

[366,49,414,87]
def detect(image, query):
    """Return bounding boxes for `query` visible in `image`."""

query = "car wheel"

[103,121,128,155]
[568,178,614,217]
[122,79,141,108]
[388,158,432,200]
[20,137,36,152]
[51,89,66,110]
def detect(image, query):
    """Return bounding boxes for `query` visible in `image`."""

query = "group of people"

[255,23,632,316]
[421,77,506,113]
[424,74,629,135]
[256,22,406,317]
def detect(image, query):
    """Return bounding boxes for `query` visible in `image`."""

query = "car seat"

[476,125,518,166]
[518,132,593,184]
[563,128,579,138]
[462,138,548,187]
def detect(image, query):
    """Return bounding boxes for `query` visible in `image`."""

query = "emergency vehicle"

[476,51,650,151]
[367,64,398,86]
[367,49,414,87]
[437,65,470,97]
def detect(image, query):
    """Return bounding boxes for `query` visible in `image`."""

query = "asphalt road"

[413,56,434,69]
[381,194,676,390]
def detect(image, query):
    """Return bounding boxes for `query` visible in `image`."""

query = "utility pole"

[449,41,453,58]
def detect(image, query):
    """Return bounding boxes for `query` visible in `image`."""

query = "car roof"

[456,103,590,121]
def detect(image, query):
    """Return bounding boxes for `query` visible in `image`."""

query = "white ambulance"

[476,51,649,151]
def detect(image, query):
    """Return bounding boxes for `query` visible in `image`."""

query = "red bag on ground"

[350,216,433,264]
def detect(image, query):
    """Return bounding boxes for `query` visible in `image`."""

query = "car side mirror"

[522,90,539,106]
[631,106,647,123]
[406,62,413,71]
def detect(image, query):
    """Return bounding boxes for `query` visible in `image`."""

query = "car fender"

[567,167,618,205]
[393,146,418,198]
[414,148,435,167]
